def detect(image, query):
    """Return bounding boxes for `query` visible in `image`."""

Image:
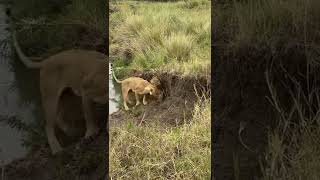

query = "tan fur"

[13,32,107,154]
[112,70,158,110]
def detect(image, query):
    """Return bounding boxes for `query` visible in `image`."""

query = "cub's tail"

[12,31,43,69]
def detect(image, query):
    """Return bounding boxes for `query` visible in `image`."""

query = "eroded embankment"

[109,71,211,127]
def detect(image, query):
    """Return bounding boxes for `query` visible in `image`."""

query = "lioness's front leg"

[143,95,148,105]
[82,96,99,138]
[135,92,141,106]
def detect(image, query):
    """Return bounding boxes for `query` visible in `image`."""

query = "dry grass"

[262,68,320,180]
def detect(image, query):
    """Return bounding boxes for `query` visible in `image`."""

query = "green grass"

[109,98,211,179]
[110,0,211,77]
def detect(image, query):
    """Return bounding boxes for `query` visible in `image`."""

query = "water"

[109,63,120,114]
[0,5,41,165]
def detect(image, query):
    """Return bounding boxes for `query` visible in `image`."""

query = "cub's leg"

[143,95,148,105]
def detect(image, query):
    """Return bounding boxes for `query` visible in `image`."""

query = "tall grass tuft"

[165,32,193,61]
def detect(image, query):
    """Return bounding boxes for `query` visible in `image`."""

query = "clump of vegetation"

[110,0,210,76]
[109,98,211,179]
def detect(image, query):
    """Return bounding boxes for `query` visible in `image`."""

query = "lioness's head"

[150,76,161,87]
[143,85,155,95]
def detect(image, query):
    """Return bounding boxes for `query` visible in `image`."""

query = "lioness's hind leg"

[43,96,63,154]
[122,87,130,111]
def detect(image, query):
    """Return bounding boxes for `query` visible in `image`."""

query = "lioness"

[112,69,159,111]
[13,32,107,154]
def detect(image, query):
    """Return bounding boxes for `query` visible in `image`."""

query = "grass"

[109,98,211,179]
[110,0,211,77]
[215,0,320,54]
[262,69,320,180]
[215,0,320,179]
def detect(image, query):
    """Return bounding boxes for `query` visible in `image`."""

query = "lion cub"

[112,70,158,110]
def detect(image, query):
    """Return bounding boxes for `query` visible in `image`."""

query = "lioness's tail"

[111,68,122,83]
[12,32,42,69]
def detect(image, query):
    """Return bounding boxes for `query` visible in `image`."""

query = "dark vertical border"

[106,0,110,179]
[211,0,214,179]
